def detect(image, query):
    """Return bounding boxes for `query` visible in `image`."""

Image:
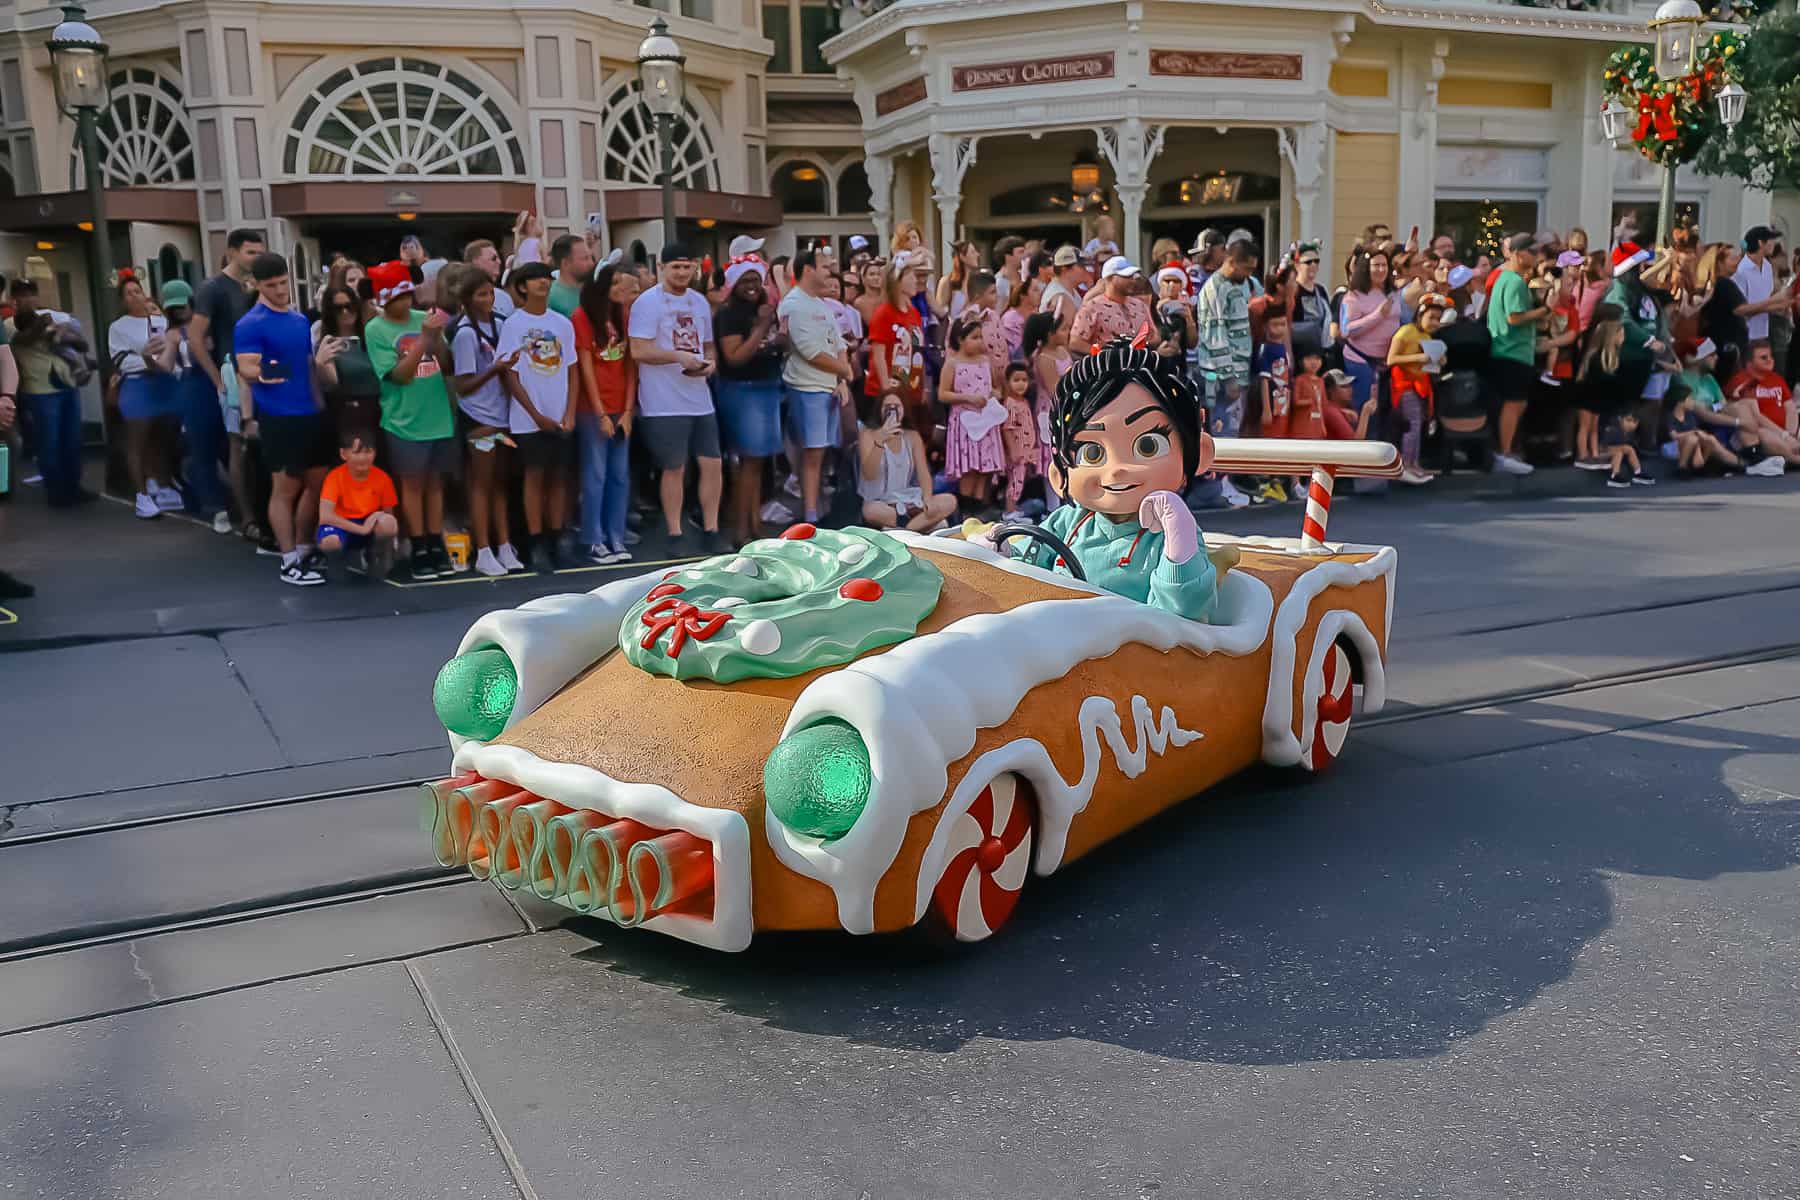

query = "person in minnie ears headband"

[986,334,1221,622]
[1386,291,1452,485]
[365,259,460,581]
[106,270,181,520]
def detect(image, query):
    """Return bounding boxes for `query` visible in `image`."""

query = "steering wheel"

[987,522,1088,582]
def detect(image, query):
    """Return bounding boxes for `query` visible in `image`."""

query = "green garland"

[1601,31,1746,168]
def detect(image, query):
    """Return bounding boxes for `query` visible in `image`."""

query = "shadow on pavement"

[568,708,1799,1067]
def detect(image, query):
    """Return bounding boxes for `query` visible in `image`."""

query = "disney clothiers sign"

[952,52,1115,92]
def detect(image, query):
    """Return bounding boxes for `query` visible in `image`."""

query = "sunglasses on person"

[1298,257,1320,267]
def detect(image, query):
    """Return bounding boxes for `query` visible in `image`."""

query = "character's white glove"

[1138,490,1199,565]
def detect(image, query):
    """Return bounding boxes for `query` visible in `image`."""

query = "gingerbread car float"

[421,440,1401,951]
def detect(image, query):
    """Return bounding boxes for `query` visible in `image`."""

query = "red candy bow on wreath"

[638,585,729,658]
[1601,33,1745,168]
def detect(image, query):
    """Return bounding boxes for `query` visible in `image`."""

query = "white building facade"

[824,0,1784,273]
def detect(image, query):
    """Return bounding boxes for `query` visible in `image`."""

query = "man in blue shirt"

[234,252,328,586]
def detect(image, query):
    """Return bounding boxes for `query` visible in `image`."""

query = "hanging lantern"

[1716,80,1747,129]
[1599,98,1633,148]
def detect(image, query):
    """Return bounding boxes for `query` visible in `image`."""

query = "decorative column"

[864,152,894,251]
[1396,38,1448,245]
[178,17,274,264]
[1278,120,1330,258]
[1096,117,1165,263]
[926,130,978,267]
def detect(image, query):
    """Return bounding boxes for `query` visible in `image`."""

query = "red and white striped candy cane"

[1300,466,1336,550]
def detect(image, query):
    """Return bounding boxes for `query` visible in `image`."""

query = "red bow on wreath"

[639,595,730,658]
[1634,93,1680,143]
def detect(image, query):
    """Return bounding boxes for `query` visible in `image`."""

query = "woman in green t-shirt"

[365,262,457,579]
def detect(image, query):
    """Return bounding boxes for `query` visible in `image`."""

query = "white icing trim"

[910,696,1202,923]
[451,741,754,953]
[447,567,669,755]
[1297,611,1385,770]
[764,570,1274,934]
[1260,546,1398,767]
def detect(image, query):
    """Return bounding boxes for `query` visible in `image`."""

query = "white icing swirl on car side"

[1259,546,1397,768]
[447,567,672,755]
[763,569,1275,935]
[910,695,1203,923]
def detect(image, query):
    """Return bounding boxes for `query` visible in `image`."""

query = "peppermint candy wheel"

[1306,641,1356,770]
[929,774,1035,942]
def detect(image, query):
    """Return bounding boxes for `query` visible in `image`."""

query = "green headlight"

[433,646,518,740]
[763,719,871,841]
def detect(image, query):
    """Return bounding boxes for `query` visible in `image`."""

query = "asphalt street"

[3,473,1798,1198]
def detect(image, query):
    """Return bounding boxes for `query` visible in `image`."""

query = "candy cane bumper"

[425,743,755,953]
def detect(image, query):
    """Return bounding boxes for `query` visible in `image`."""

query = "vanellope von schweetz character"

[1004,336,1221,622]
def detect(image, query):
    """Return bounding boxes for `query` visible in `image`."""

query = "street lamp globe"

[1716,80,1748,129]
[1599,97,1634,149]
[1649,0,1705,82]
[636,15,686,118]
[47,9,109,115]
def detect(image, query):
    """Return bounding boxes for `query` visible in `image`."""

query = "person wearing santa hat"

[365,259,458,580]
[1600,239,1672,443]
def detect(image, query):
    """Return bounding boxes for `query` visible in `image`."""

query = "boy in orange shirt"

[317,431,401,579]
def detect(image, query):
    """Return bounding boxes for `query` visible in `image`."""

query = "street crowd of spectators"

[2,206,1797,594]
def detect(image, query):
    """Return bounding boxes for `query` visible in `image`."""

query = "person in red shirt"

[316,430,400,578]
[1726,340,1800,465]
[865,256,929,435]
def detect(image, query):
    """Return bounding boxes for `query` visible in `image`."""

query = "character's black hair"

[1051,336,1202,479]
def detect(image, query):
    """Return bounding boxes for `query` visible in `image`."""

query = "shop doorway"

[298,214,515,274]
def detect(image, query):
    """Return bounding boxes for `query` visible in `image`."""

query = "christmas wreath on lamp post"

[1601,29,1747,167]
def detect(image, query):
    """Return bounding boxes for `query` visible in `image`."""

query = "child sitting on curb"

[317,431,400,578]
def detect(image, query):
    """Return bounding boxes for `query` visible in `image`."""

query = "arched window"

[70,66,195,187]
[282,57,525,178]
[836,160,872,216]
[771,159,829,214]
[601,78,718,191]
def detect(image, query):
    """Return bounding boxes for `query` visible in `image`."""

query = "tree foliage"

[1695,3,1800,190]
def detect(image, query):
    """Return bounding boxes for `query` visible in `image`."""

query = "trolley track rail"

[6,637,1796,969]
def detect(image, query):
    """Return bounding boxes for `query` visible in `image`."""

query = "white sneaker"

[586,544,623,565]
[610,542,633,563]
[211,511,233,534]
[475,547,507,577]
[1399,467,1434,485]
[1493,454,1535,476]
[1219,478,1251,509]
[760,498,795,524]
[1745,456,1786,477]
[133,492,161,519]
[495,542,526,572]
[152,484,183,511]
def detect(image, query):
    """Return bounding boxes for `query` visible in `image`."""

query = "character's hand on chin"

[1138,490,1198,565]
